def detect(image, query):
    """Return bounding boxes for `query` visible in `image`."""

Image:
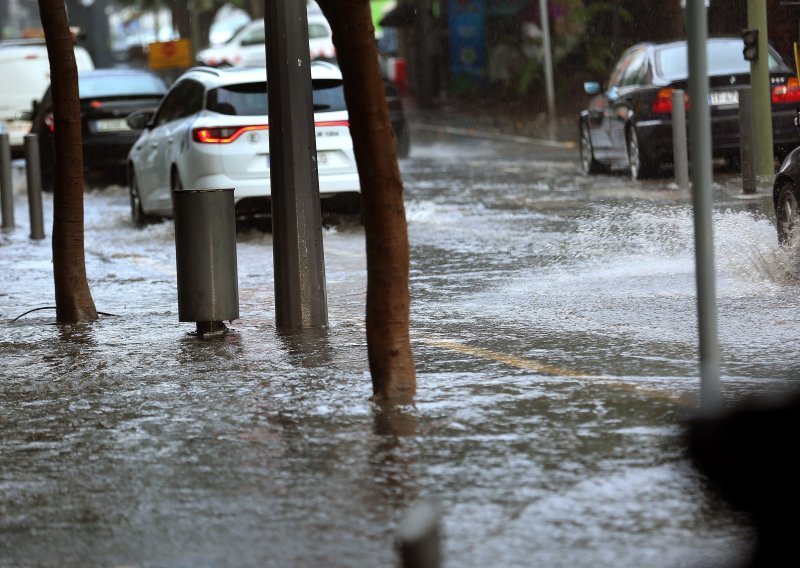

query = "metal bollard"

[24,134,44,240]
[738,86,757,195]
[671,89,690,191]
[173,187,239,336]
[1,132,13,230]
[396,502,441,568]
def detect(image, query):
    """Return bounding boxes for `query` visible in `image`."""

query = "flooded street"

[3,125,800,567]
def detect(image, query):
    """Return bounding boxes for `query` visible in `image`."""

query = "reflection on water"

[1,136,796,566]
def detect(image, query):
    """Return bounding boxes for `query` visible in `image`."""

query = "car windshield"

[656,41,781,79]
[206,79,347,115]
[79,74,166,98]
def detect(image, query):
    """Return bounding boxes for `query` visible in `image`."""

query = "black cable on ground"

[11,307,118,322]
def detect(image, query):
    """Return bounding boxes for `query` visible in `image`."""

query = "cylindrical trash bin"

[173,187,239,334]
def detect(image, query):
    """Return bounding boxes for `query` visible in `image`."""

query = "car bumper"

[636,106,800,163]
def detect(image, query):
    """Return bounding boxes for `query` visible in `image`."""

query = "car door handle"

[167,138,174,145]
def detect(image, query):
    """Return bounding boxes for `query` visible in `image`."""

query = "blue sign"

[448,0,487,83]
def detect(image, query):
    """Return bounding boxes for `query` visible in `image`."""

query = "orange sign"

[148,39,192,70]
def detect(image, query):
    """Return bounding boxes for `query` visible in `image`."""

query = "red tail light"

[314,120,349,128]
[192,125,268,144]
[90,100,102,108]
[652,88,689,114]
[193,121,348,144]
[772,77,800,104]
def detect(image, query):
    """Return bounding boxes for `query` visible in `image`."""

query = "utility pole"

[747,0,774,179]
[685,0,721,413]
[538,0,556,139]
[265,0,328,329]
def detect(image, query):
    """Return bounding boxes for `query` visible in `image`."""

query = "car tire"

[171,168,183,192]
[130,171,155,228]
[396,126,411,159]
[775,180,800,245]
[579,121,602,175]
[627,124,654,180]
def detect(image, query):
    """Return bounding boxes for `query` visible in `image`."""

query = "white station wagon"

[126,63,360,226]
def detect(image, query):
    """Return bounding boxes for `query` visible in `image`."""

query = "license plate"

[93,118,130,132]
[708,90,739,107]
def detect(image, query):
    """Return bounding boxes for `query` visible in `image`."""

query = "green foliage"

[573,1,632,76]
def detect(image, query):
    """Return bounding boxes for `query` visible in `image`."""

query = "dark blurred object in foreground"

[688,394,800,567]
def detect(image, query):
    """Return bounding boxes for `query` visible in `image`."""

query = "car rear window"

[656,41,781,79]
[79,74,166,98]
[206,79,347,115]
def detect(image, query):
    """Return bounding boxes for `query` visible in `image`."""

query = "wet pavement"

[2,124,800,567]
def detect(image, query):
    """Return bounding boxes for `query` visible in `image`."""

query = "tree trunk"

[38,0,98,323]
[246,0,265,20]
[317,0,416,402]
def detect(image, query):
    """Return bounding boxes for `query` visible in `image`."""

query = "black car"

[773,111,800,244]
[580,38,800,179]
[383,78,410,158]
[31,68,167,189]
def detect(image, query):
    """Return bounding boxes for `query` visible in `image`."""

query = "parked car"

[126,63,360,226]
[383,78,410,158]
[30,68,167,190]
[0,38,94,156]
[579,38,800,179]
[196,14,335,68]
[773,110,800,244]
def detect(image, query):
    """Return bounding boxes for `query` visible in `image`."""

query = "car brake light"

[91,100,102,108]
[192,125,268,144]
[772,77,800,104]
[193,121,348,144]
[652,88,689,114]
[44,112,54,133]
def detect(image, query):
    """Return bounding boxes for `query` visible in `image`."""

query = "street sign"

[148,39,192,71]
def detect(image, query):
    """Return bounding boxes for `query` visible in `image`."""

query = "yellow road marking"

[415,335,695,403]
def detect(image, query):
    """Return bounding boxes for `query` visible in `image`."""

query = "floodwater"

[2,128,800,567]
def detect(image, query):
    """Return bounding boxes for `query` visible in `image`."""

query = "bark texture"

[39,0,98,322]
[317,0,416,401]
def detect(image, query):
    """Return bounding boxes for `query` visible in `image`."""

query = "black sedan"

[31,68,167,189]
[580,38,800,179]
[773,111,800,244]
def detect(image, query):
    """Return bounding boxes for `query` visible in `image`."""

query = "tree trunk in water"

[38,0,98,323]
[317,0,416,401]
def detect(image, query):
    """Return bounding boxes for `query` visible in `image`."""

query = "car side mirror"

[16,110,33,121]
[126,111,154,130]
[584,81,601,95]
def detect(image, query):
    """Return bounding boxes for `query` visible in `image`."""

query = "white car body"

[196,15,335,68]
[0,40,94,151]
[127,64,359,219]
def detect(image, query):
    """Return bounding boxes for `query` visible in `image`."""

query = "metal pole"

[1,132,14,230]
[24,134,44,240]
[173,187,239,336]
[397,502,441,568]
[671,89,689,191]
[686,0,720,413]
[738,86,757,194]
[265,0,328,329]
[538,0,556,139]
[747,0,774,179]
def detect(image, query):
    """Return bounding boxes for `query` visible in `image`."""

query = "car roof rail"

[188,66,222,77]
